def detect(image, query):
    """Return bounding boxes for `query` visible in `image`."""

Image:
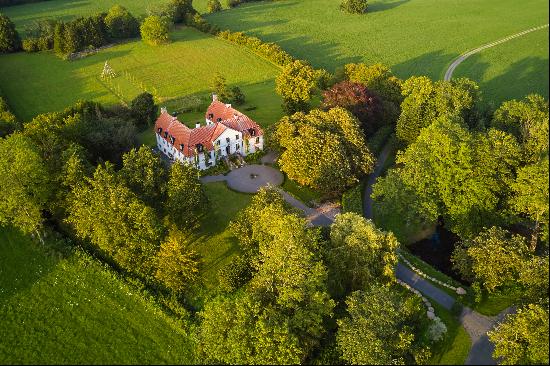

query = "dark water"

[408,225,468,284]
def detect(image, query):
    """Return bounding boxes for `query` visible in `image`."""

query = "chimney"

[212,94,218,102]
[195,122,201,128]
[161,107,167,114]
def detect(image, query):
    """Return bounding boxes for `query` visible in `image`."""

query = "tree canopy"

[0,13,20,53]
[276,60,319,113]
[274,108,375,196]
[140,15,170,46]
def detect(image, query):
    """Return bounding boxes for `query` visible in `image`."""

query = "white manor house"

[154,95,264,170]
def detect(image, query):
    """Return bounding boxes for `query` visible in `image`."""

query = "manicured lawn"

[429,302,471,365]
[454,28,549,105]
[203,0,548,101]
[281,174,322,206]
[185,182,252,306]
[0,227,194,364]
[0,27,283,124]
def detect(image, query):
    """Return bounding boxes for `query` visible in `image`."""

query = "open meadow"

[203,0,549,102]
[0,227,194,364]
[0,26,283,124]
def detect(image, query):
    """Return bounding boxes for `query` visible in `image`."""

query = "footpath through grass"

[0,26,283,124]
[0,227,194,364]
[454,28,549,105]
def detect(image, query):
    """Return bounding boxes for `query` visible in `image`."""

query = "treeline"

[22,5,140,57]
[0,0,51,6]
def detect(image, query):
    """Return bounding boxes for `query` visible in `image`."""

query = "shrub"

[22,37,39,52]
[140,15,170,46]
[130,92,157,129]
[427,317,448,342]
[207,0,222,13]
[342,183,363,215]
[340,0,368,14]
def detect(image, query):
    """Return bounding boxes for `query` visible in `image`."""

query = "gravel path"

[444,24,549,81]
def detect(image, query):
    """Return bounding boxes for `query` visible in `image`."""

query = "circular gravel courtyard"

[225,164,284,193]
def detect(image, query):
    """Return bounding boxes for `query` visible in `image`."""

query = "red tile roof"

[206,101,263,137]
[155,102,262,157]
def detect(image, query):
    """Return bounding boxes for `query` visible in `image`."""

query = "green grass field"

[203,0,549,101]
[454,28,549,105]
[0,226,194,364]
[0,26,283,124]
[429,303,471,365]
[1,0,217,30]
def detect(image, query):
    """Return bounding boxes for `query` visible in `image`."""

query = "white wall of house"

[213,128,243,158]
[246,136,264,155]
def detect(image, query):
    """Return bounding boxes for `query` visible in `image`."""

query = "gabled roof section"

[205,101,263,137]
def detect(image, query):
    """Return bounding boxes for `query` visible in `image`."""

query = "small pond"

[408,224,469,284]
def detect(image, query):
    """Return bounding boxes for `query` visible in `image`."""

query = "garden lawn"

[0,226,193,364]
[428,302,471,365]
[203,0,548,102]
[184,182,252,306]
[0,26,283,124]
[454,28,549,105]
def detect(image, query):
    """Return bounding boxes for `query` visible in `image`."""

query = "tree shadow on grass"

[0,227,58,303]
[459,53,549,105]
[391,49,457,80]
[368,0,411,13]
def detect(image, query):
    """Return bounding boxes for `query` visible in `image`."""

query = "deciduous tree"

[276,60,319,113]
[0,13,20,52]
[326,213,398,298]
[104,5,139,39]
[140,15,170,46]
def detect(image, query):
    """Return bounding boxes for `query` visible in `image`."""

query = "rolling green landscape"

[0,0,548,364]
[0,227,194,364]
[203,0,549,101]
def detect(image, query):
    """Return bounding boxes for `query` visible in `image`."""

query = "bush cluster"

[341,183,363,215]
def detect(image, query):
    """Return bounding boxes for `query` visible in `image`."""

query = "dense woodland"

[0,0,548,365]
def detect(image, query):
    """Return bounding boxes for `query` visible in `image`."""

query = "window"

[157,127,163,133]
[235,134,239,140]
[226,137,230,144]
[164,131,168,138]
[216,140,220,145]
[250,129,256,136]
[180,144,184,151]
[236,144,240,150]
[217,118,222,122]
[196,144,204,152]
[208,113,214,119]
[256,137,260,143]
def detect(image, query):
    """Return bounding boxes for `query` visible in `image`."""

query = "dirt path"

[444,24,549,81]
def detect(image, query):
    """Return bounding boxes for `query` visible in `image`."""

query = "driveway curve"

[444,24,549,81]
[225,164,284,193]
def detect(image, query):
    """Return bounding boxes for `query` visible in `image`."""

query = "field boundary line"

[444,24,549,81]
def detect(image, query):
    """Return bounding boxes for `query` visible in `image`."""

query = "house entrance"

[226,146,230,155]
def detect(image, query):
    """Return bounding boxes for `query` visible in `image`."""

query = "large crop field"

[0,227,193,364]
[0,27,283,124]
[203,0,549,102]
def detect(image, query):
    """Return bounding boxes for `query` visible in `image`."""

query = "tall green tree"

[375,116,521,238]
[344,63,402,106]
[452,226,530,292]
[488,304,549,365]
[165,162,208,229]
[0,13,20,53]
[104,5,139,39]
[66,163,163,276]
[120,146,168,209]
[0,133,51,243]
[210,72,232,102]
[130,92,157,129]
[199,190,334,364]
[511,156,549,249]
[276,60,319,113]
[337,286,430,365]
[154,227,200,292]
[396,76,480,146]
[326,213,398,298]
[491,94,549,162]
[140,15,170,46]
[274,108,375,196]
